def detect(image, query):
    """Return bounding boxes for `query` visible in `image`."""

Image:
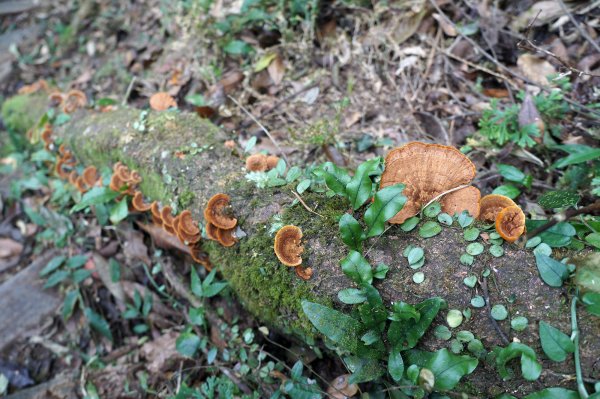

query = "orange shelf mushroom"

[205,222,219,241]
[149,92,177,111]
[81,166,99,188]
[266,155,280,170]
[216,227,237,247]
[190,244,212,272]
[132,191,152,212]
[295,266,313,281]
[18,79,48,95]
[175,210,201,244]
[245,153,268,172]
[62,90,87,113]
[150,201,163,226]
[274,225,303,267]
[495,205,526,243]
[380,142,480,224]
[41,124,53,150]
[204,194,237,229]
[160,206,175,228]
[478,194,518,223]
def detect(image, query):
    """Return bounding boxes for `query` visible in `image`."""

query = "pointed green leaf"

[340,250,373,285]
[71,186,119,212]
[339,213,364,251]
[346,158,380,210]
[535,254,568,287]
[313,162,350,196]
[388,346,404,382]
[426,349,478,390]
[364,183,406,238]
[539,321,574,362]
[302,301,363,353]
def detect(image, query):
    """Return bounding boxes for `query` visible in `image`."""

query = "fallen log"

[3,93,599,397]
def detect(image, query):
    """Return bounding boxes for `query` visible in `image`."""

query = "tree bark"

[6,94,600,397]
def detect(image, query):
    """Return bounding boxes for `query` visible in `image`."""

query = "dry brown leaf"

[511,1,563,31]
[432,13,457,36]
[149,92,177,111]
[141,330,184,373]
[517,54,556,86]
[92,252,126,310]
[0,238,23,258]
[120,226,152,265]
[267,55,285,85]
[518,93,545,141]
[326,374,358,399]
[136,221,191,254]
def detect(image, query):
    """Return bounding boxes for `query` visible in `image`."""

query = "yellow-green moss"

[1,94,48,133]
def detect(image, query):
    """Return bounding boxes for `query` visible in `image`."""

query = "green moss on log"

[1,93,48,134]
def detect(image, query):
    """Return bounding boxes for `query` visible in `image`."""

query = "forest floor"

[0,0,599,398]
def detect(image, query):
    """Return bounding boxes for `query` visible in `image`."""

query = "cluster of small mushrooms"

[245,153,281,172]
[38,124,244,271]
[380,142,525,242]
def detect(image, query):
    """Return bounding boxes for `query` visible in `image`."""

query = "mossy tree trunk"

[4,94,599,397]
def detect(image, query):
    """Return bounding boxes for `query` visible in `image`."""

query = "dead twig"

[480,277,510,345]
[428,0,600,120]
[517,11,600,79]
[419,184,472,216]
[291,190,323,218]
[556,0,600,54]
[228,95,289,165]
[524,200,600,241]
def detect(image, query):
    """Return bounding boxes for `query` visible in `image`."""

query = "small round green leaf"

[423,202,441,217]
[457,211,474,228]
[456,330,475,343]
[463,275,477,288]
[533,243,552,256]
[525,236,542,248]
[401,216,420,232]
[449,339,463,354]
[407,247,425,265]
[434,325,452,341]
[489,245,504,257]
[471,296,485,308]
[489,232,501,240]
[511,316,528,331]
[460,253,474,266]
[412,272,425,284]
[438,213,453,226]
[491,304,508,320]
[463,227,480,241]
[466,242,484,256]
[419,221,442,238]
[447,309,463,328]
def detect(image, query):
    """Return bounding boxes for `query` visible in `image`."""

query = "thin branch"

[428,0,600,119]
[517,11,600,78]
[525,200,600,241]
[228,95,289,165]
[557,0,600,54]
[122,76,137,106]
[419,184,471,217]
[481,277,510,345]
[291,190,323,218]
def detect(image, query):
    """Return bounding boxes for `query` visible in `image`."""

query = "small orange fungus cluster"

[132,191,211,270]
[204,194,238,247]
[380,142,480,224]
[245,153,280,172]
[18,79,49,95]
[149,92,177,111]
[49,89,87,114]
[274,225,312,280]
[479,194,525,242]
[110,162,142,196]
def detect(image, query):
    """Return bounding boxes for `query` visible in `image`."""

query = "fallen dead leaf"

[327,374,358,399]
[518,93,545,142]
[136,221,190,254]
[511,1,563,31]
[432,13,457,36]
[0,238,23,258]
[149,92,177,111]
[141,330,184,373]
[267,55,285,85]
[517,54,556,86]
[120,225,152,265]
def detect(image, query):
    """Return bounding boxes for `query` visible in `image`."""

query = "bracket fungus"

[495,205,526,243]
[63,90,87,114]
[216,227,237,247]
[274,225,304,267]
[132,191,152,212]
[150,202,163,226]
[266,155,280,170]
[380,142,480,224]
[295,266,313,281]
[18,79,48,95]
[478,194,518,223]
[204,194,237,230]
[175,210,201,244]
